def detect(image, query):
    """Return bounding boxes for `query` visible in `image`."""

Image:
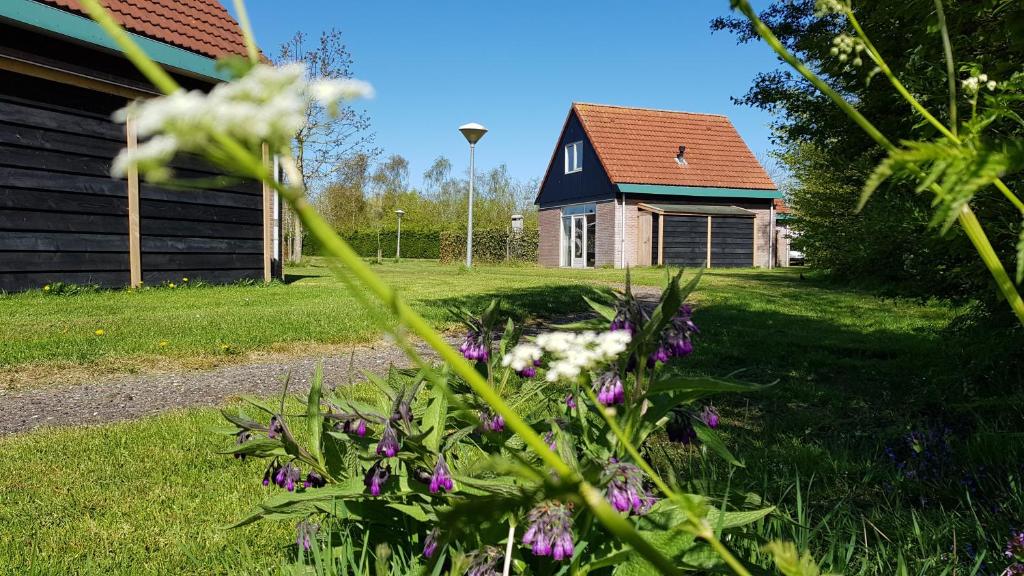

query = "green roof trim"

[0,0,230,82]
[617,183,783,199]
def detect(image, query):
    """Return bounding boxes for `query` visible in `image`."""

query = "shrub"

[439,227,538,263]
[308,229,441,259]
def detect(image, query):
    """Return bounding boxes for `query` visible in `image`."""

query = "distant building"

[535,103,784,269]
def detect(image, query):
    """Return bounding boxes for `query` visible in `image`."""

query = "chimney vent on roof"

[676,145,687,166]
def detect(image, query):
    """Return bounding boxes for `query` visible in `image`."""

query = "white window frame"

[558,203,596,267]
[564,141,583,174]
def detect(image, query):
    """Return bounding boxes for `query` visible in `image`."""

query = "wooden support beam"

[657,215,664,266]
[0,54,155,99]
[706,216,712,269]
[126,115,142,288]
[261,143,273,283]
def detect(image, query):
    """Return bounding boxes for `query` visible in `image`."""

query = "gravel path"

[0,340,439,437]
[0,284,664,437]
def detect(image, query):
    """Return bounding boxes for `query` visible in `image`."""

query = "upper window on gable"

[564,141,583,174]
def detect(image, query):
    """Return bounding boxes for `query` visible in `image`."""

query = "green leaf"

[387,502,432,522]
[218,438,286,458]
[612,529,698,575]
[307,361,324,465]
[763,541,827,576]
[649,372,771,396]
[584,295,617,321]
[422,382,448,453]
[693,422,743,467]
[706,506,775,530]
[1017,225,1024,284]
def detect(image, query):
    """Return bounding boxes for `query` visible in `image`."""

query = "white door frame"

[570,214,588,268]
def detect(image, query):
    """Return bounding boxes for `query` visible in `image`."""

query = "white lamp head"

[459,122,488,144]
[395,209,405,217]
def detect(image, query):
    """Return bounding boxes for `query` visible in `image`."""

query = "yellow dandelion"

[94,329,105,336]
[168,283,176,288]
[220,344,230,351]
[159,340,169,347]
[43,285,50,292]
[182,277,189,283]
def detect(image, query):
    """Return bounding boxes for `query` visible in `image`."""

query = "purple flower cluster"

[377,423,401,457]
[602,460,655,515]
[479,410,505,432]
[517,358,542,378]
[429,454,454,493]
[565,393,577,409]
[700,405,720,428]
[337,418,367,437]
[1007,530,1024,574]
[303,471,326,489]
[650,304,698,365]
[423,527,441,558]
[460,329,490,362]
[234,430,252,460]
[884,427,953,483]
[595,371,625,406]
[268,415,285,439]
[364,460,391,496]
[264,462,302,491]
[544,431,557,452]
[522,501,575,561]
[295,519,318,551]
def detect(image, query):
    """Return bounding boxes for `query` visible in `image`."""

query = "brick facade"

[538,207,561,267]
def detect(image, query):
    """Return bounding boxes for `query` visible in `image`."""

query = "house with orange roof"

[0,0,281,292]
[536,102,787,269]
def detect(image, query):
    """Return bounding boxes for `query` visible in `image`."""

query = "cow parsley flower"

[514,330,630,383]
[501,342,542,376]
[814,0,847,16]
[110,62,373,181]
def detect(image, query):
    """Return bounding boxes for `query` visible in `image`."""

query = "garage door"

[660,215,707,267]
[710,216,754,267]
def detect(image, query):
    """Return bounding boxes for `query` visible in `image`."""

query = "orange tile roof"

[573,103,776,190]
[38,0,250,59]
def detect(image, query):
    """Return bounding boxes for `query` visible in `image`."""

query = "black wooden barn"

[0,0,281,292]
[535,103,786,269]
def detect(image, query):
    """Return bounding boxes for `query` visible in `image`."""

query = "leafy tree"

[277,29,377,262]
[713,0,1024,302]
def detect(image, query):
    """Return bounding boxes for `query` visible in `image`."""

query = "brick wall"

[538,207,561,267]
[595,201,616,266]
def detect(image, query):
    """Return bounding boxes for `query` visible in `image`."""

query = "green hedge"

[439,228,538,263]
[308,229,441,259]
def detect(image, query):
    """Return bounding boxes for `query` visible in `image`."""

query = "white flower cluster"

[814,0,847,16]
[830,33,865,67]
[111,63,373,181]
[503,331,631,383]
[962,73,997,95]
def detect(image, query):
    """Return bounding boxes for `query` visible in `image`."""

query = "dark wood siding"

[0,72,130,292]
[710,217,754,268]
[651,213,660,264]
[661,216,707,267]
[0,71,264,292]
[536,111,616,208]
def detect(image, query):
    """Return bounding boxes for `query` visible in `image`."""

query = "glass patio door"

[571,214,587,268]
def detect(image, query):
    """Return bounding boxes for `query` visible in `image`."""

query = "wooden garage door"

[661,215,707,267]
[710,216,754,267]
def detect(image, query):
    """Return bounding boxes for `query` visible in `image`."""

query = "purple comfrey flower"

[522,501,575,561]
[565,393,577,409]
[295,519,318,552]
[364,460,391,496]
[544,431,557,452]
[303,471,326,489]
[268,415,285,439]
[649,304,698,366]
[459,329,490,362]
[275,462,302,491]
[423,527,441,558]
[338,418,367,437]
[429,454,454,493]
[517,365,537,378]
[595,371,625,406]
[479,410,505,432]
[262,462,279,487]
[1007,530,1024,561]
[666,415,697,445]
[377,423,400,457]
[465,546,503,576]
[234,430,252,460]
[700,405,720,429]
[602,460,655,515]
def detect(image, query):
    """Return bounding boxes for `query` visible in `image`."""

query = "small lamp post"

[459,122,487,267]
[395,209,405,262]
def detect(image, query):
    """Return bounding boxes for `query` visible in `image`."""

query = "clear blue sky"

[241,1,781,188]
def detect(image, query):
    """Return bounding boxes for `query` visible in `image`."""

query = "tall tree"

[277,29,377,262]
[320,152,372,235]
[368,154,410,261]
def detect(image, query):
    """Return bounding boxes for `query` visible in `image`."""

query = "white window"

[564,141,583,174]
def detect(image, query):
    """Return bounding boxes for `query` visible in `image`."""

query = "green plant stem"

[231,0,260,64]
[731,0,1024,326]
[932,0,957,136]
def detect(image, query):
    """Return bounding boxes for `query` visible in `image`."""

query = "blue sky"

[240,1,781,188]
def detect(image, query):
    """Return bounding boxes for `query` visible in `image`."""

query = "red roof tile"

[37,0,250,59]
[573,103,776,190]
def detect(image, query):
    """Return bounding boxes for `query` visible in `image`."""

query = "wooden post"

[126,115,142,288]
[657,215,664,266]
[706,216,712,269]
[261,143,273,283]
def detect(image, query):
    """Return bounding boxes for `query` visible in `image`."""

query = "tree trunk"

[291,211,303,263]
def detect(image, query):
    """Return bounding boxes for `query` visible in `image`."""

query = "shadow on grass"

[420,283,612,324]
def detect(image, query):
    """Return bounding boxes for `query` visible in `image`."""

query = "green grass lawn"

[2,260,1019,574]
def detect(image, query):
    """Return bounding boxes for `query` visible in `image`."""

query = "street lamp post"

[395,209,405,262]
[459,122,487,268]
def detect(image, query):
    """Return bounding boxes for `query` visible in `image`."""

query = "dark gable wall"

[536,110,616,208]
